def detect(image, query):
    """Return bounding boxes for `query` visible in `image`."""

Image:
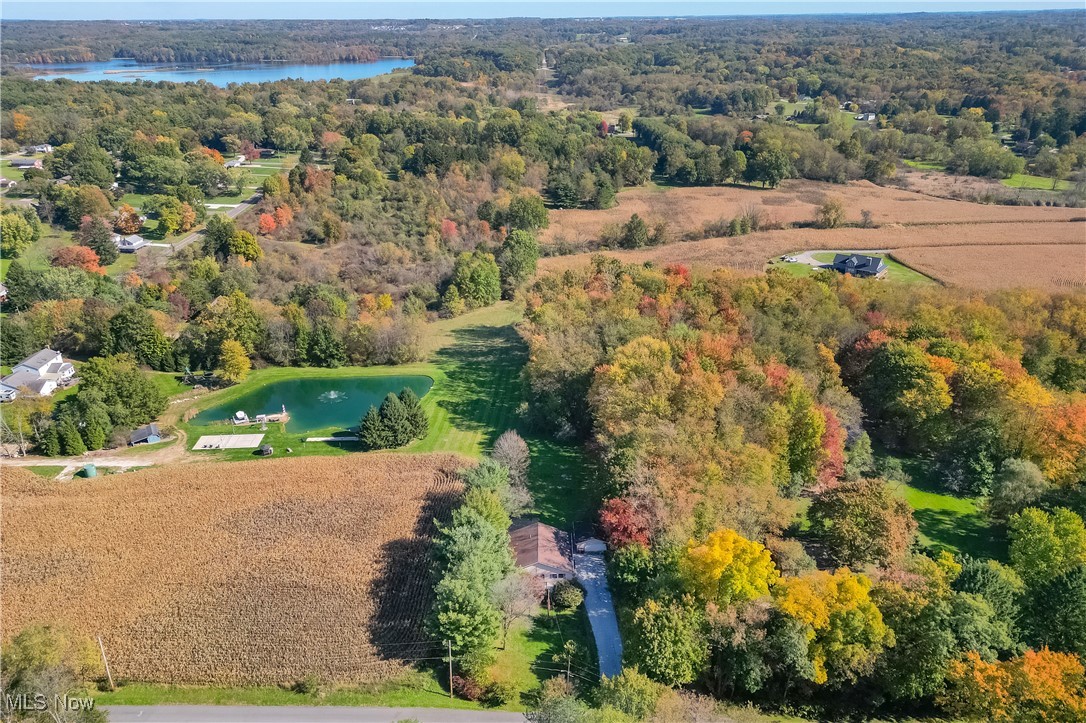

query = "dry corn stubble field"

[541,179,1085,247]
[539,221,1086,290]
[2,455,465,685]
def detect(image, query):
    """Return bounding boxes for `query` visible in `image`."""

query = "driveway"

[575,552,624,678]
[103,706,525,723]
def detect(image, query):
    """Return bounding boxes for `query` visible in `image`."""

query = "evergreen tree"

[399,387,428,439]
[359,406,389,450]
[57,416,87,456]
[379,392,413,447]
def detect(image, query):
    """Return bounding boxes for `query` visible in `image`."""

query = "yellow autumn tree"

[682,528,779,606]
[773,568,893,685]
[217,339,251,385]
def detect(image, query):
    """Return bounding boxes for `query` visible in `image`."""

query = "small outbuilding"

[130,423,162,445]
[257,444,273,456]
[576,537,607,554]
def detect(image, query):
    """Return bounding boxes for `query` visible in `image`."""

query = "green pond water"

[192,375,433,434]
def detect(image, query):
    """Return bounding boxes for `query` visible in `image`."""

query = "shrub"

[484,681,521,707]
[450,674,483,701]
[552,580,584,610]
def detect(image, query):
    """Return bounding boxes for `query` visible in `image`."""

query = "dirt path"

[2,429,195,478]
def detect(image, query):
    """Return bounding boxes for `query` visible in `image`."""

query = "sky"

[2,0,1082,21]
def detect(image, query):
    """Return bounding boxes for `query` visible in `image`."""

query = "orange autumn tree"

[51,245,104,274]
[114,204,143,235]
[943,648,1086,722]
[258,213,278,235]
[273,205,294,227]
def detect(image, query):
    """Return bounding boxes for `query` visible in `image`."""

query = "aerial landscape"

[0,2,1085,722]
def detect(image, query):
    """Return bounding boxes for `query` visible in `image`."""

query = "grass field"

[1002,172,1072,191]
[24,465,66,478]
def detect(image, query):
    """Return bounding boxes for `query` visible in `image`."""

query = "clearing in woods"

[2,456,464,686]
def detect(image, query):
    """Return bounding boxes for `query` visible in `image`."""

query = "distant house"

[0,349,75,401]
[0,282,7,302]
[10,158,42,170]
[855,113,877,122]
[111,233,149,252]
[831,253,888,278]
[224,155,246,168]
[31,144,54,154]
[130,424,162,445]
[576,537,607,554]
[0,178,17,190]
[510,520,575,587]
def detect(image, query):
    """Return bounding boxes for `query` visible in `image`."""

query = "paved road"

[172,192,261,252]
[574,552,624,678]
[103,706,525,723]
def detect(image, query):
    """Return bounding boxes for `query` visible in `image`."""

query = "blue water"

[28,57,414,86]
[191,375,433,433]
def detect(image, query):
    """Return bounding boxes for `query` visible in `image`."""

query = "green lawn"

[489,606,599,703]
[1001,172,1072,191]
[770,253,935,286]
[25,465,66,478]
[884,453,1005,560]
[903,159,947,172]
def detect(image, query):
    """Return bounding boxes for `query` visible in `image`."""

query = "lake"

[28,57,415,86]
[192,375,434,433]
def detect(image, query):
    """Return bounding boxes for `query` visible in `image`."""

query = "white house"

[224,155,246,168]
[509,520,575,587]
[112,233,150,252]
[31,144,54,154]
[0,349,75,401]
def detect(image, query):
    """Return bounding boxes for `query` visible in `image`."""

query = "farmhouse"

[0,349,75,401]
[831,253,888,278]
[112,233,150,252]
[30,144,54,154]
[509,520,575,586]
[10,158,42,170]
[130,424,162,445]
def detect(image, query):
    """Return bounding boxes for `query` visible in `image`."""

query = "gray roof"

[131,424,161,443]
[16,348,60,371]
[832,254,886,274]
[0,371,51,394]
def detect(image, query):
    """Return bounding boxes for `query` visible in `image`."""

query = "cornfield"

[1,454,465,685]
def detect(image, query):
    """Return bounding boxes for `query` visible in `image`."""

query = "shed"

[257,444,273,456]
[576,537,607,554]
[130,423,161,445]
[82,464,97,478]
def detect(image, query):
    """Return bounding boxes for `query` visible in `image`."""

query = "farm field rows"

[541,179,1083,248]
[539,220,1086,290]
[2,455,465,685]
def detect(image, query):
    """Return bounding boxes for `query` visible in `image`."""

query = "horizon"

[2,1,1083,21]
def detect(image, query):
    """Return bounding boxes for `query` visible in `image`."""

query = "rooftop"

[509,520,574,573]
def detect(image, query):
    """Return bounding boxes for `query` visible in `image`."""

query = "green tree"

[988,459,1050,521]
[78,353,167,429]
[379,392,414,448]
[77,215,118,265]
[1,625,105,723]
[598,667,664,719]
[0,207,42,258]
[1008,507,1086,587]
[630,597,708,686]
[360,405,390,450]
[307,321,346,367]
[496,229,539,297]
[1025,565,1086,658]
[57,414,87,456]
[105,303,171,369]
[619,213,650,249]
[398,387,428,440]
[228,229,263,261]
[464,487,511,533]
[429,575,502,655]
[504,194,549,231]
[451,251,501,308]
[744,146,792,187]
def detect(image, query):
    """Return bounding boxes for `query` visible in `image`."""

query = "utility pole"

[97,636,115,691]
[447,640,453,700]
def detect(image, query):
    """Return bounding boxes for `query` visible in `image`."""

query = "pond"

[27,57,415,86]
[191,375,433,433]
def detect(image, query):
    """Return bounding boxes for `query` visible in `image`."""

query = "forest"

[0,10,1084,721]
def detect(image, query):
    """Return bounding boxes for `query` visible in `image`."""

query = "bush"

[450,674,483,701]
[484,681,521,707]
[552,580,584,610]
[292,673,325,698]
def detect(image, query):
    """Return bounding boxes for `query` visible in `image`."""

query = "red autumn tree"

[52,245,104,274]
[273,205,294,227]
[440,218,459,240]
[239,140,259,161]
[258,213,278,235]
[600,497,652,548]
[817,405,846,488]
